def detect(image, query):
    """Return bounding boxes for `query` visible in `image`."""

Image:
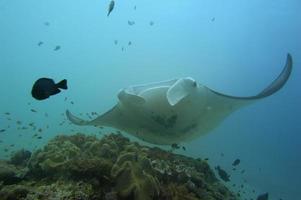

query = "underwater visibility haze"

[0,0,300,199]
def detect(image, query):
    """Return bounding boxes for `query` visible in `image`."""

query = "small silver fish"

[107,0,115,17]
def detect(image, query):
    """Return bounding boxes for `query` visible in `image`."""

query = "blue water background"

[0,0,300,199]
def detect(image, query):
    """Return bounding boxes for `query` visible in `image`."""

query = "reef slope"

[0,133,238,200]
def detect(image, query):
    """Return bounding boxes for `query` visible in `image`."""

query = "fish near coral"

[215,166,230,182]
[232,159,240,166]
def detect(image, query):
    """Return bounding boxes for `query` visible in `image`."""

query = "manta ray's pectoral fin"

[66,110,90,125]
[66,106,122,127]
[254,53,292,98]
[203,53,293,116]
[209,53,292,101]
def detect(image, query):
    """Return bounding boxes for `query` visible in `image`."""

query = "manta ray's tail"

[66,110,90,126]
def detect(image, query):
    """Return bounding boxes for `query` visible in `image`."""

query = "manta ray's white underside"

[66,54,293,145]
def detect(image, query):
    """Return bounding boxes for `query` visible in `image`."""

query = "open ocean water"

[0,0,300,199]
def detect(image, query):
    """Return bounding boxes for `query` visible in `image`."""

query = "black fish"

[232,158,240,166]
[171,143,180,149]
[107,0,115,17]
[38,41,43,46]
[31,78,67,100]
[215,166,230,182]
[257,193,268,200]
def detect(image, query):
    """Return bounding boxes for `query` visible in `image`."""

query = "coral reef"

[0,133,239,200]
[111,151,160,200]
[9,149,31,167]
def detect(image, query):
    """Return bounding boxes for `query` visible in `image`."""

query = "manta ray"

[66,54,293,145]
